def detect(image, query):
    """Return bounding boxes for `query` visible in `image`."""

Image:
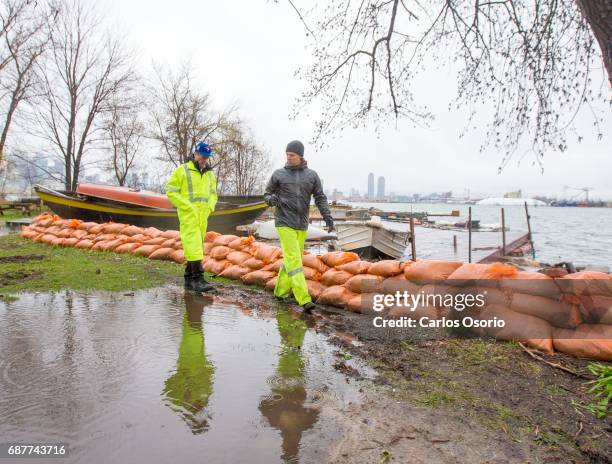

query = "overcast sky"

[99,0,611,200]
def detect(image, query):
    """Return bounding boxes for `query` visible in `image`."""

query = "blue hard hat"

[194,142,213,156]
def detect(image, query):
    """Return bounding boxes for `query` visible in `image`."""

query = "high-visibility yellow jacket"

[165,160,218,261]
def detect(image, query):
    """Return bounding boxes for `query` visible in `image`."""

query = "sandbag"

[71,229,89,240]
[92,233,117,243]
[262,259,283,272]
[161,230,181,240]
[88,224,104,235]
[337,260,372,275]
[241,270,276,286]
[307,280,327,301]
[510,293,581,329]
[388,303,439,320]
[219,265,252,280]
[345,293,391,315]
[50,237,64,246]
[303,267,322,282]
[378,275,421,295]
[205,258,232,275]
[57,228,74,238]
[369,260,403,277]
[212,234,239,247]
[133,245,161,257]
[243,257,265,270]
[97,238,125,251]
[20,227,38,240]
[317,285,357,308]
[170,249,185,264]
[205,231,222,242]
[45,226,62,235]
[78,221,98,231]
[115,242,142,253]
[142,227,163,238]
[65,219,82,229]
[406,260,469,284]
[74,239,94,249]
[557,271,612,296]
[41,234,57,244]
[160,238,176,248]
[102,223,127,234]
[320,251,359,268]
[265,276,278,291]
[577,295,612,324]
[498,271,560,299]
[202,242,212,254]
[553,325,612,361]
[149,247,176,261]
[302,254,329,273]
[121,225,144,236]
[253,243,282,264]
[320,269,354,287]
[472,304,554,355]
[62,237,79,247]
[227,251,252,266]
[228,236,255,250]
[344,274,385,294]
[143,237,167,246]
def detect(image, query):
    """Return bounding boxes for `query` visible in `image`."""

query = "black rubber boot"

[301,302,317,314]
[184,262,195,290]
[189,261,215,293]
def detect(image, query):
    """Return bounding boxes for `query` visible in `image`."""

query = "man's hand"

[325,220,336,233]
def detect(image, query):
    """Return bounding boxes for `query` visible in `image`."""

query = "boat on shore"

[34,184,268,234]
[336,217,411,260]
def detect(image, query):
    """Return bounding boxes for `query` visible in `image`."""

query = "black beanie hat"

[286,140,304,157]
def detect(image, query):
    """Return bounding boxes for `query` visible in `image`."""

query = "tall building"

[377,176,385,199]
[367,173,375,199]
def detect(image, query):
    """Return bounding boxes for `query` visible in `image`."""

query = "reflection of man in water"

[163,292,215,434]
[259,308,319,462]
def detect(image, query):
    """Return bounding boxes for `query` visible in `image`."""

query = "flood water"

[0,288,367,463]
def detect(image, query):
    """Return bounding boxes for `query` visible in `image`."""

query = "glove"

[267,194,280,207]
[325,221,336,233]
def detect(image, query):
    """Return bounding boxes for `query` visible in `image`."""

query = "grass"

[0,207,48,221]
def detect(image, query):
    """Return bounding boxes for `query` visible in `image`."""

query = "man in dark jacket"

[264,140,335,312]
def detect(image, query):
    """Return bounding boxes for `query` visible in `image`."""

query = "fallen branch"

[518,343,591,379]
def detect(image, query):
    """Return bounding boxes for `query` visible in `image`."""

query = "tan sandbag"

[337,260,372,275]
[62,237,79,247]
[121,225,144,236]
[115,242,142,253]
[102,222,127,234]
[473,304,554,355]
[446,263,504,285]
[307,280,327,300]
[45,226,62,235]
[160,238,175,248]
[212,234,239,247]
[219,265,252,280]
[205,231,222,242]
[170,249,185,264]
[149,247,176,261]
[161,229,181,240]
[142,227,163,238]
[578,295,612,324]
[228,235,255,250]
[344,274,385,294]
[553,325,612,361]
[31,213,53,226]
[510,293,581,329]
[388,303,439,320]
[50,237,64,246]
[369,260,403,277]
[92,233,117,243]
[265,276,278,291]
[461,286,510,308]
[57,228,74,238]
[20,227,38,240]
[241,270,276,286]
[41,234,57,244]
[239,257,263,270]
[557,271,612,296]
[497,271,560,299]
[303,267,322,282]
[253,243,282,264]
[320,269,353,287]
[91,240,110,251]
[317,285,357,308]
[88,224,104,235]
[204,258,232,275]
[143,237,167,246]
[74,239,94,249]
[378,275,421,295]
[65,219,82,229]
[127,233,148,244]
[302,254,329,273]
[320,251,359,268]
[78,221,98,231]
[227,250,252,266]
[71,229,89,240]
[262,259,283,272]
[51,219,68,228]
[346,293,392,315]
[133,245,161,257]
[405,260,467,284]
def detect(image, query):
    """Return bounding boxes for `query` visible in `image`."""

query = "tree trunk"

[576,0,612,86]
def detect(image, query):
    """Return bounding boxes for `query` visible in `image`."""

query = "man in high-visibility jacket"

[166,142,218,292]
[264,140,334,313]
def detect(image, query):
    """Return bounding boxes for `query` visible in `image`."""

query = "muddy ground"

[216,282,611,463]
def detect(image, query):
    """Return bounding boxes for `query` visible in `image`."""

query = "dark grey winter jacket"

[264,162,334,231]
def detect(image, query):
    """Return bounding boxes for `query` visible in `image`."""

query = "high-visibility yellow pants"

[274,227,311,306]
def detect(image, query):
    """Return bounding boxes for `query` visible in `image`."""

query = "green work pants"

[274,227,311,306]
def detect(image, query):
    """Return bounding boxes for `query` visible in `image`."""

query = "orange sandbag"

[578,295,612,324]
[142,227,163,238]
[92,233,117,243]
[320,251,359,268]
[62,237,79,247]
[346,293,382,314]
[91,240,110,251]
[204,258,232,275]
[148,247,176,261]
[404,260,463,283]
[77,221,98,231]
[552,325,612,361]
[228,235,255,250]
[115,242,141,253]
[447,263,504,284]
[212,234,239,247]
[32,233,45,242]
[241,270,276,286]
[71,229,89,240]
[171,249,185,264]
[160,238,175,248]
[161,229,181,240]
[209,246,233,260]
[45,226,62,235]
[262,259,283,272]
[369,260,403,277]
[227,250,252,266]
[510,293,581,329]
[101,238,128,251]
[65,219,82,229]
[388,303,439,320]
[74,239,94,249]
[498,271,560,299]
[302,254,329,273]
[40,234,57,244]
[378,275,421,295]
[265,276,278,291]
[253,243,282,264]
[20,227,38,239]
[121,225,144,236]
[202,242,212,254]
[307,280,327,300]
[303,267,322,281]
[317,285,357,308]
[50,237,64,246]
[557,271,612,296]
[219,265,252,280]
[320,269,353,286]
[127,233,148,244]
[337,260,372,275]
[56,228,74,238]
[133,245,161,257]
[102,222,127,234]
[88,224,104,235]
[205,231,222,242]
[344,274,385,294]
[143,237,167,246]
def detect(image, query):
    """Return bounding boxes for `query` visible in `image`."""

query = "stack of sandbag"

[22,213,186,263]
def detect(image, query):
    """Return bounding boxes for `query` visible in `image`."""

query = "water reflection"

[259,308,320,463]
[163,292,215,434]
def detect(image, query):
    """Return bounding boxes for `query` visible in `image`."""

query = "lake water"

[346,202,612,268]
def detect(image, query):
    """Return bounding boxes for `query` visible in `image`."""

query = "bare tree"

[149,62,230,167]
[287,0,611,167]
[32,0,133,191]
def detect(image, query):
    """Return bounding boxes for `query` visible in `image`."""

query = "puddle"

[0,288,370,463]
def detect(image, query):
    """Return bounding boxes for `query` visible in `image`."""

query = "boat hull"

[337,223,410,260]
[35,186,268,234]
